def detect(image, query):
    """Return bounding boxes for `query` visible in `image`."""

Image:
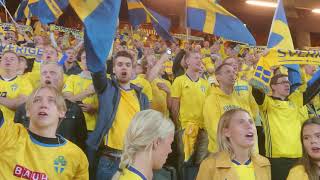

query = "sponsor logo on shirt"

[13,164,48,180]
[54,156,67,174]
[234,85,249,92]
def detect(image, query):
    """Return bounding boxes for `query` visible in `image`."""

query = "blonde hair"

[112,110,174,179]
[217,108,255,158]
[26,85,67,116]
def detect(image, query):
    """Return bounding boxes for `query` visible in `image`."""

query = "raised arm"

[251,87,266,105]
[303,69,320,105]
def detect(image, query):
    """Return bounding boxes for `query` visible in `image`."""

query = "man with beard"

[86,50,149,180]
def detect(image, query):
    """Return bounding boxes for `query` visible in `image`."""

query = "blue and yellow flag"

[70,0,121,72]
[267,0,301,90]
[127,0,174,41]
[187,0,256,45]
[14,0,31,21]
[28,0,68,24]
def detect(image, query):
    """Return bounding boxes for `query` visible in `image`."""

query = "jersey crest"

[54,156,67,174]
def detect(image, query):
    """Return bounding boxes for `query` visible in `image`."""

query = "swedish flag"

[127,0,174,41]
[70,0,121,72]
[14,0,31,21]
[267,0,300,90]
[29,0,68,24]
[187,0,256,45]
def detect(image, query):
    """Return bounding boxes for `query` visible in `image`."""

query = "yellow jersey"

[151,78,171,117]
[131,74,153,102]
[0,76,33,121]
[119,166,147,180]
[232,159,255,180]
[0,117,89,179]
[21,71,40,89]
[202,57,215,74]
[204,86,258,152]
[164,60,173,74]
[200,48,211,56]
[260,91,304,158]
[171,74,209,128]
[63,74,98,131]
[107,89,140,150]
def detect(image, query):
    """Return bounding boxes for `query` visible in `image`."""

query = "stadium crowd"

[1,19,320,180]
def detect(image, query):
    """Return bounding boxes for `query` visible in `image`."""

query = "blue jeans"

[95,156,120,180]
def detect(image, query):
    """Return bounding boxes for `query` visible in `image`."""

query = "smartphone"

[166,48,172,55]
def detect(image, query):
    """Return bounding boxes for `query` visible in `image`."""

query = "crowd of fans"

[1,19,320,180]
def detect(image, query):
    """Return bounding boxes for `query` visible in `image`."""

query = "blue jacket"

[86,70,149,151]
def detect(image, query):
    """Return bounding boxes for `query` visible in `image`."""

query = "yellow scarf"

[250,49,320,93]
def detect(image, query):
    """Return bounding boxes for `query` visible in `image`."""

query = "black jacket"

[14,99,87,152]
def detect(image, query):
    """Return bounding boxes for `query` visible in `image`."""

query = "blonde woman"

[287,117,320,180]
[112,110,174,180]
[197,108,271,180]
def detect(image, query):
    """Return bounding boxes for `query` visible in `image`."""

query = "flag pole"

[185,0,189,44]
[0,0,17,25]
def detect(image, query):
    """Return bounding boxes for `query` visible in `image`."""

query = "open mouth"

[311,147,320,152]
[45,80,52,85]
[121,72,127,76]
[38,112,48,117]
[245,132,254,138]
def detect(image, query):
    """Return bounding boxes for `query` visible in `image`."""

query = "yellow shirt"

[171,74,209,128]
[32,59,42,72]
[287,165,308,180]
[232,160,255,180]
[63,74,98,131]
[107,89,140,150]
[119,166,147,180]
[260,91,304,158]
[0,118,89,179]
[22,71,40,89]
[164,60,173,75]
[0,76,32,121]
[131,75,153,102]
[202,57,215,74]
[204,86,258,152]
[200,48,210,56]
[151,78,171,117]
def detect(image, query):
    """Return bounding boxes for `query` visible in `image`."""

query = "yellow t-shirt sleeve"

[171,77,182,98]
[63,75,75,94]
[19,78,33,96]
[73,151,89,180]
[0,116,22,150]
[289,91,304,107]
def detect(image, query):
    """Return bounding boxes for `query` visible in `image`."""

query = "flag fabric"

[251,0,300,93]
[14,0,30,21]
[127,0,174,41]
[69,0,121,72]
[186,0,256,45]
[28,0,68,24]
[267,0,301,91]
[250,49,320,93]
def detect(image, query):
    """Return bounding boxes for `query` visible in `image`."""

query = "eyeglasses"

[274,81,291,85]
